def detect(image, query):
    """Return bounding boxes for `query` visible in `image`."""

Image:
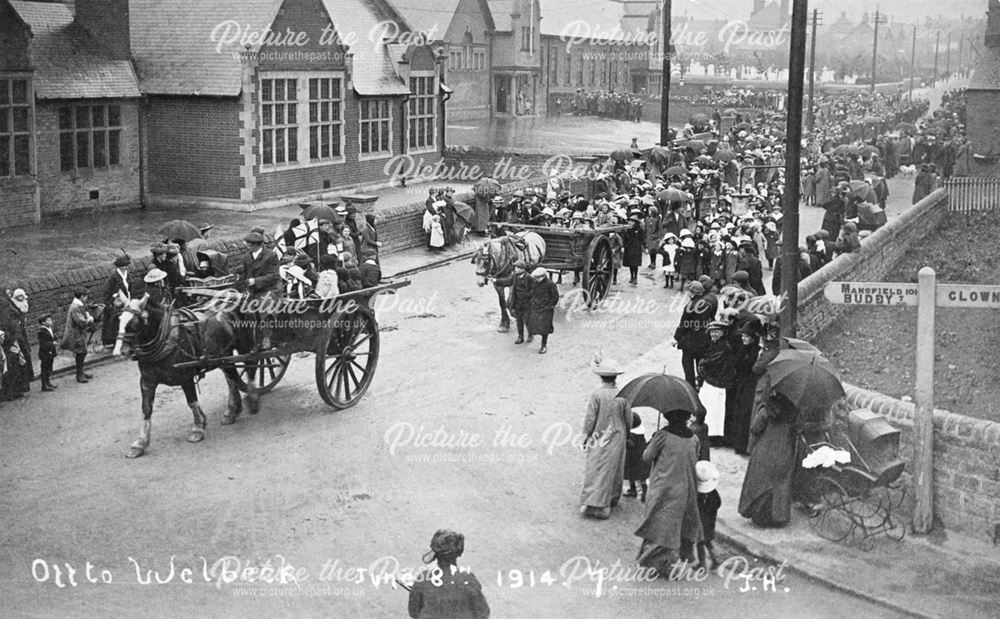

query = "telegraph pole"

[933,30,941,87]
[780,0,809,338]
[945,31,951,77]
[909,26,917,100]
[659,0,673,146]
[870,8,887,94]
[808,10,822,132]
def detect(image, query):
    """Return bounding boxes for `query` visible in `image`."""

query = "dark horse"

[113,294,257,458]
[472,231,546,332]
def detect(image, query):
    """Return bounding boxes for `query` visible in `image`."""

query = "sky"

[668,0,988,23]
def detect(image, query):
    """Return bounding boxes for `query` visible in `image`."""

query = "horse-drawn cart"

[495,222,630,306]
[174,279,410,409]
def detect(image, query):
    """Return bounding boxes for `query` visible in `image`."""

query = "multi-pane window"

[521,26,532,52]
[576,53,584,86]
[308,77,343,161]
[564,51,572,85]
[472,49,486,70]
[261,78,298,166]
[408,76,435,152]
[359,99,391,156]
[58,104,121,172]
[589,59,596,86]
[550,48,558,86]
[450,49,464,71]
[0,78,31,177]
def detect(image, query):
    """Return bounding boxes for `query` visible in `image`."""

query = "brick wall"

[145,97,243,200]
[795,188,949,340]
[0,180,39,227]
[35,100,141,215]
[832,386,1000,543]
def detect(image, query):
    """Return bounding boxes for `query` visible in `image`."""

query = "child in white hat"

[695,460,722,570]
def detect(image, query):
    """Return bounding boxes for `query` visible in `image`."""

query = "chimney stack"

[75,0,131,61]
[988,0,1000,49]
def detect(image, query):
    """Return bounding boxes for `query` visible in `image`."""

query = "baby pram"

[795,408,907,550]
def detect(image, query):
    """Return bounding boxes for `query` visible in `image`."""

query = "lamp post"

[659,0,673,146]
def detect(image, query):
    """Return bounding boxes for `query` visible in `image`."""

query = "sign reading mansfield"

[824,282,919,306]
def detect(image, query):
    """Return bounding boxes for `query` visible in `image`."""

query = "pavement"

[621,340,1000,619]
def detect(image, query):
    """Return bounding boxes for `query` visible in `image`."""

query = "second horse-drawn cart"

[495,221,629,306]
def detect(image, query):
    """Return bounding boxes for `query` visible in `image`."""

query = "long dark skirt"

[738,419,797,527]
[724,376,757,454]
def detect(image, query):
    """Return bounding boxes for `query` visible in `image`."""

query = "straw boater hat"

[144,268,167,283]
[592,358,624,376]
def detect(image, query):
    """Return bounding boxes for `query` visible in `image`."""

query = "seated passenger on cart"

[241,231,281,349]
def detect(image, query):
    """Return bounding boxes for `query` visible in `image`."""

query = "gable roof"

[969,46,1000,90]
[129,0,410,97]
[538,0,646,41]
[488,0,515,32]
[9,0,140,99]
[386,0,496,39]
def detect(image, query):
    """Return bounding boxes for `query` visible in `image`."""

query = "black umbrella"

[662,165,688,178]
[689,113,710,127]
[647,146,672,166]
[685,140,707,154]
[617,373,703,416]
[713,149,736,163]
[735,122,752,131]
[722,108,738,117]
[767,350,845,411]
[656,187,692,203]
[157,220,202,243]
[610,148,634,162]
[781,337,821,353]
[833,144,861,157]
[300,202,340,222]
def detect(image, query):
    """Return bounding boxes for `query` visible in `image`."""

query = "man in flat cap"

[101,254,133,348]
[241,231,280,350]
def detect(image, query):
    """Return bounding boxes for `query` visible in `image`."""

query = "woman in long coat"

[813,162,832,206]
[635,409,703,574]
[622,215,646,285]
[580,360,630,519]
[61,288,95,383]
[527,268,558,354]
[725,323,760,455]
[738,391,799,527]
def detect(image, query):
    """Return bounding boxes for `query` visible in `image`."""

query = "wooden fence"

[945,177,1000,212]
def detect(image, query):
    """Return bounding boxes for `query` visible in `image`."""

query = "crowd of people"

[566,89,645,122]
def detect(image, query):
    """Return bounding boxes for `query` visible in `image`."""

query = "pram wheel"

[803,475,854,543]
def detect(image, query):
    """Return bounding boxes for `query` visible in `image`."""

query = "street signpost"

[824,268,1000,535]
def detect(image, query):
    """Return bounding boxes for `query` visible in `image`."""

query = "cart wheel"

[233,354,291,394]
[804,476,855,543]
[582,236,614,307]
[316,305,380,409]
[884,513,906,542]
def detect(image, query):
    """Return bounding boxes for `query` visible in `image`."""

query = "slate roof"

[385,0,461,37]
[320,0,409,96]
[129,0,280,96]
[969,46,1000,91]
[9,1,140,100]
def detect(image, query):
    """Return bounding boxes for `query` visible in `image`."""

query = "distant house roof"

[969,46,1000,90]
[386,0,496,37]
[128,0,411,97]
[538,0,646,41]
[9,0,140,99]
[746,1,787,30]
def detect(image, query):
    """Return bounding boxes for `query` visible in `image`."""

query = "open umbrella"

[689,113,710,128]
[647,146,672,166]
[610,148,634,162]
[617,373,703,416]
[781,337,821,353]
[657,187,692,203]
[722,108,738,117]
[662,165,688,178]
[713,149,737,163]
[451,201,475,225]
[857,202,887,228]
[849,180,878,203]
[832,144,861,157]
[766,350,845,411]
[300,202,340,222]
[735,121,752,131]
[157,220,202,243]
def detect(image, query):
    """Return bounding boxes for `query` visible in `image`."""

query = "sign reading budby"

[824,282,918,306]
[822,270,1000,537]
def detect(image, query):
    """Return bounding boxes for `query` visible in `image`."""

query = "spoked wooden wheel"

[804,476,855,543]
[582,236,614,307]
[233,354,291,394]
[315,306,380,409]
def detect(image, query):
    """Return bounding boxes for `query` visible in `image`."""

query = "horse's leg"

[496,284,510,333]
[220,367,244,425]
[127,376,156,458]
[182,379,206,443]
